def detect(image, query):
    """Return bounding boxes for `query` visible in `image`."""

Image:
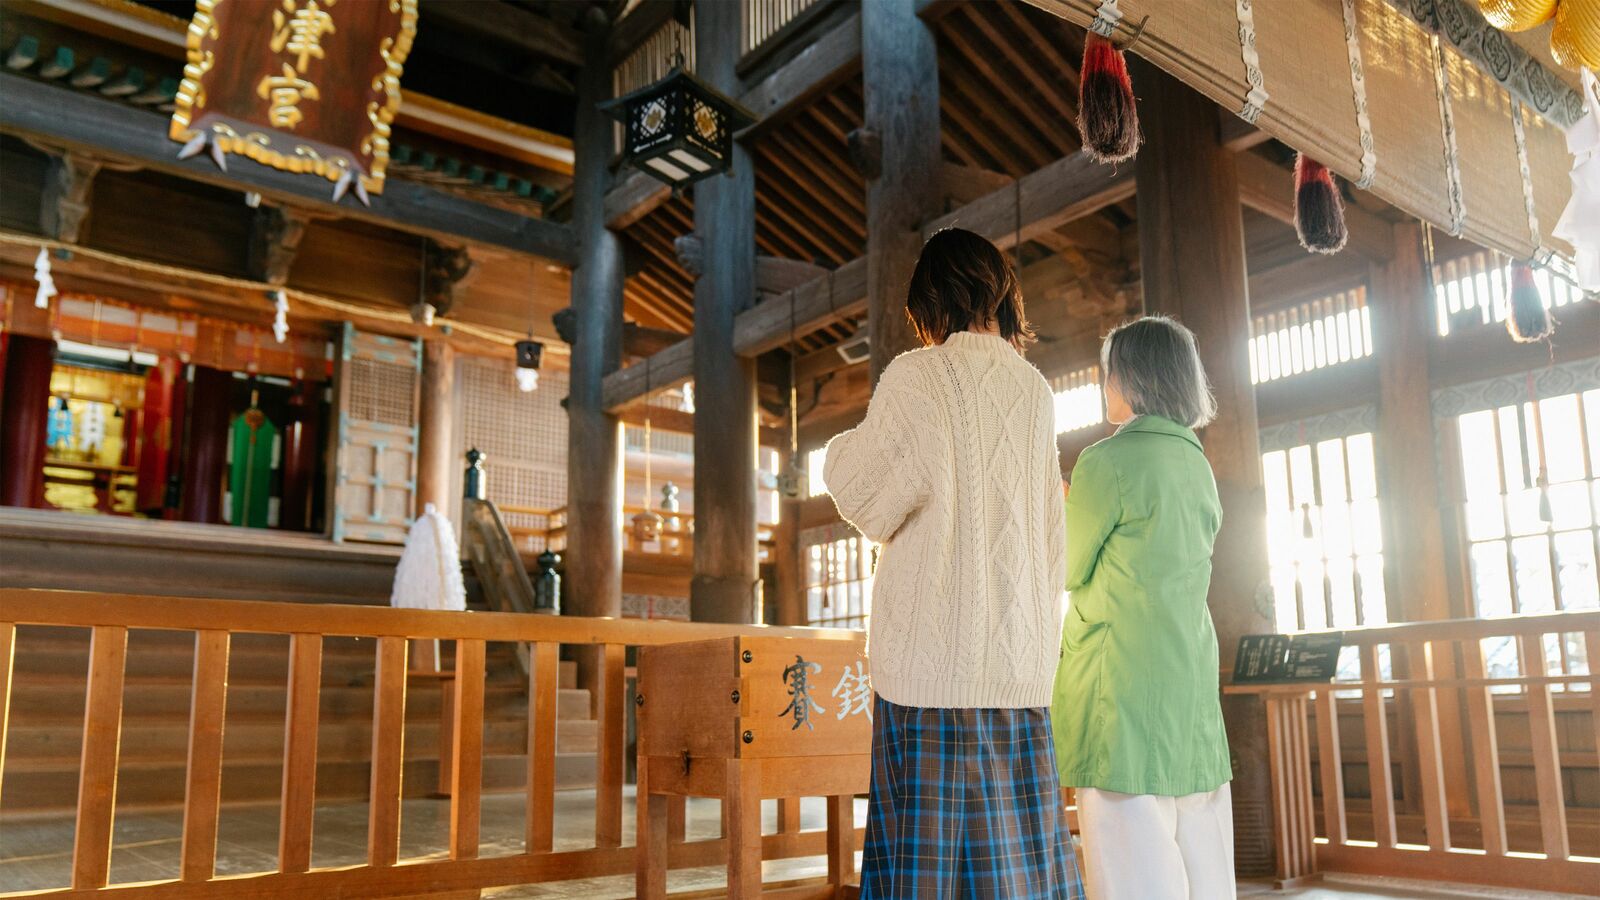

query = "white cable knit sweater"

[823,332,1066,708]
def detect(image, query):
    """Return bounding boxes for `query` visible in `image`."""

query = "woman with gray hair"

[1051,316,1235,899]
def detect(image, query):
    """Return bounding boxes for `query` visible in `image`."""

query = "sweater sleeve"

[822,357,930,543]
[1064,444,1121,592]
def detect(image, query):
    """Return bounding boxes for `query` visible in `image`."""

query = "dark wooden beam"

[690,0,761,624]
[756,256,830,295]
[418,0,584,67]
[0,74,577,264]
[863,0,942,380]
[924,151,1137,250]
[1133,58,1274,877]
[603,169,672,230]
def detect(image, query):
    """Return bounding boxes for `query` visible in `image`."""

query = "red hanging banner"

[169,0,418,200]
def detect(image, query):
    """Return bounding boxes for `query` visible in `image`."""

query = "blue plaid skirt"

[860,696,1084,899]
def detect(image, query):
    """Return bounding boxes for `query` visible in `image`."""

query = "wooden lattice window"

[458,356,568,552]
[803,523,872,630]
[1249,286,1372,385]
[1432,249,1593,338]
[1051,367,1104,434]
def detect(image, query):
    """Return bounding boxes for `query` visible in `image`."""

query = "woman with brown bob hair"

[823,228,1082,897]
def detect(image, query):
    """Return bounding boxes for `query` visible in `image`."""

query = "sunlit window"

[1250,287,1372,385]
[803,527,873,629]
[1432,251,1592,338]
[1262,430,1389,683]
[806,446,828,498]
[1454,389,1600,689]
[1052,367,1104,434]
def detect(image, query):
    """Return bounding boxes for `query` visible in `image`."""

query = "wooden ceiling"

[616,0,1137,358]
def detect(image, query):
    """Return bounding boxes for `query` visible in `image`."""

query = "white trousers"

[1076,783,1236,900]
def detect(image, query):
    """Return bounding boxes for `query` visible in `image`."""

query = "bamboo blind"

[1020,0,1575,263]
[458,355,568,549]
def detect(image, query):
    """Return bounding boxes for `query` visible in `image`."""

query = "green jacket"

[1051,415,1232,796]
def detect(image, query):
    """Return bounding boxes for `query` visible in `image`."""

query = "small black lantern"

[533,549,561,614]
[515,339,543,392]
[599,63,757,191]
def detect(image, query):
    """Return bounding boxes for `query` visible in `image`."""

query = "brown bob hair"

[905,228,1035,349]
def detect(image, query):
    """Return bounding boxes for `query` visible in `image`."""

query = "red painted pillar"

[279,379,322,532]
[181,365,232,524]
[0,333,55,508]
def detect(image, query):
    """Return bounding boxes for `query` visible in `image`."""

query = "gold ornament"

[1551,0,1600,69]
[1479,0,1557,31]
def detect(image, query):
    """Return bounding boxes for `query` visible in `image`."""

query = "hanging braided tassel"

[1294,154,1348,254]
[1506,261,1554,342]
[1078,32,1141,164]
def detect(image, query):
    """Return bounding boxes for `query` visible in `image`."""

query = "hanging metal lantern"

[533,549,561,614]
[515,339,543,392]
[598,63,757,191]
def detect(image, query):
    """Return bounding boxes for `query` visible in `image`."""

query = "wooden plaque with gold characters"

[637,635,872,763]
[168,0,418,202]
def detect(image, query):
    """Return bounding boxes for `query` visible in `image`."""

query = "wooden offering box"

[636,635,871,898]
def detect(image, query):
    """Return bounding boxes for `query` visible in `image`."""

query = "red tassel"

[1078,32,1140,164]
[1506,262,1554,342]
[1294,154,1347,254]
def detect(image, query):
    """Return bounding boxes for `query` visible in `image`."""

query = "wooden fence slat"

[1587,631,1600,781]
[596,643,626,848]
[1460,636,1508,856]
[778,797,802,834]
[826,794,854,888]
[180,630,230,882]
[451,638,486,859]
[1517,633,1570,860]
[1314,689,1346,846]
[526,641,558,854]
[0,622,13,812]
[368,636,408,867]
[1359,644,1397,849]
[279,633,323,874]
[1405,642,1452,852]
[72,625,128,889]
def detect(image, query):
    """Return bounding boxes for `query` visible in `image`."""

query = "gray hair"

[1100,316,1217,429]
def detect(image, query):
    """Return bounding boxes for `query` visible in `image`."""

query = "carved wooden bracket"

[673,234,704,277]
[39,152,102,243]
[247,205,312,286]
[422,239,476,319]
[846,128,881,180]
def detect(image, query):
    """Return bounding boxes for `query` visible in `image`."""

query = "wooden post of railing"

[1313,689,1346,846]
[0,622,14,812]
[1588,631,1600,780]
[1460,635,1507,855]
[280,633,323,873]
[779,797,802,834]
[826,793,855,889]
[1517,632,1570,860]
[368,636,408,867]
[1265,694,1316,885]
[451,638,486,859]
[180,630,230,882]
[1359,644,1397,848]
[596,642,626,847]
[1405,641,1451,851]
[72,624,127,889]
[527,641,559,853]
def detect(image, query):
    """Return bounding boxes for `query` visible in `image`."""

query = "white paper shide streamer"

[391,503,467,611]
[1554,69,1600,290]
[33,247,56,310]
[272,290,290,343]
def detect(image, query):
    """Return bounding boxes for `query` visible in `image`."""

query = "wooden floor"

[0,789,1592,899]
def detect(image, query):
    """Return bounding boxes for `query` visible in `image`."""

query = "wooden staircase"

[1,625,598,817]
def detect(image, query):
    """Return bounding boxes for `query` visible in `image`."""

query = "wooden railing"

[0,588,864,898]
[1229,610,1600,895]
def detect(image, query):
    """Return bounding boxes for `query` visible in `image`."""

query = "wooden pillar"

[279,379,321,532]
[1131,59,1274,876]
[181,365,232,525]
[863,0,942,384]
[0,333,53,508]
[690,0,759,624]
[566,29,626,622]
[1372,222,1472,818]
[416,339,455,517]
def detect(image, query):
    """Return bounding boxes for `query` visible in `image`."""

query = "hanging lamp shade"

[599,65,758,191]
